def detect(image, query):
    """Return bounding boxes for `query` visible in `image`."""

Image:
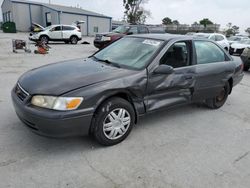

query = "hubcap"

[103,108,131,140]
[72,38,77,44]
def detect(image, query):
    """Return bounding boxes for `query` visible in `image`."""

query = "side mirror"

[127,32,133,35]
[153,65,174,75]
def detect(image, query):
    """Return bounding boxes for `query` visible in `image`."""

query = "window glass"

[63,26,75,31]
[194,41,226,64]
[160,42,190,68]
[94,27,99,33]
[216,35,224,41]
[52,26,61,31]
[209,35,216,41]
[139,27,148,33]
[129,27,138,34]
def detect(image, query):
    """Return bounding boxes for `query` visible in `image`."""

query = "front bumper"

[11,89,93,137]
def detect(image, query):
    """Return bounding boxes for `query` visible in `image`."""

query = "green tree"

[162,17,172,25]
[123,0,150,24]
[199,18,214,28]
[172,20,180,25]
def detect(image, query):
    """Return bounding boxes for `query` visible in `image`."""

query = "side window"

[63,26,75,31]
[129,27,138,34]
[139,27,148,34]
[194,41,227,64]
[209,35,216,41]
[52,26,62,31]
[160,42,190,68]
[215,35,224,41]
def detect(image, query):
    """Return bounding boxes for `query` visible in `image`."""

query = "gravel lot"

[0,32,250,188]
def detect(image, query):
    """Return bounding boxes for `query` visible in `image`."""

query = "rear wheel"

[206,82,230,109]
[93,97,135,146]
[70,36,78,44]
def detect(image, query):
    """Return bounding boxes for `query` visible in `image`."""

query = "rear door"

[192,40,233,101]
[62,26,75,39]
[48,25,63,40]
[146,40,196,112]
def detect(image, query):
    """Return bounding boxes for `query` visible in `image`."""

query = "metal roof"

[10,0,112,19]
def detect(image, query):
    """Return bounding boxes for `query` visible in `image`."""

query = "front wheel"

[206,82,230,109]
[93,97,135,146]
[40,36,49,44]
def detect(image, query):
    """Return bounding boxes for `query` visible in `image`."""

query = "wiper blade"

[92,56,121,68]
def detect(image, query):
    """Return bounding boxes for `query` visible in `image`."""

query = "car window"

[52,26,61,31]
[160,42,190,68]
[63,26,75,31]
[194,41,227,64]
[215,35,224,41]
[209,35,216,41]
[94,37,164,70]
[139,27,148,34]
[129,27,138,34]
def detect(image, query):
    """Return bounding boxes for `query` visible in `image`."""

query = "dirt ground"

[0,31,250,188]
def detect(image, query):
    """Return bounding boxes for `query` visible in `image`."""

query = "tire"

[93,97,135,146]
[70,36,78,44]
[243,65,249,71]
[206,82,230,109]
[40,35,49,44]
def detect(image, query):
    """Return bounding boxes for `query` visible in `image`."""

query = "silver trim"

[17,83,30,96]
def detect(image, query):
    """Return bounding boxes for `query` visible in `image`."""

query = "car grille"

[95,34,102,41]
[15,83,29,101]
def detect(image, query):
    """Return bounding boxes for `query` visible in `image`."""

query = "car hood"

[231,43,250,49]
[18,58,133,96]
[98,32,125,37]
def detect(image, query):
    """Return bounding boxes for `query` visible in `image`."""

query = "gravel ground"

[0,31,250,188]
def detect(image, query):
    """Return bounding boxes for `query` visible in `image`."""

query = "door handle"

[185,75,194,80]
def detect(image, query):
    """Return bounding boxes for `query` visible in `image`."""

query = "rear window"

[63,26,75,31]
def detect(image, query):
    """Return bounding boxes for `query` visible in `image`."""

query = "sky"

[1,0,249,33]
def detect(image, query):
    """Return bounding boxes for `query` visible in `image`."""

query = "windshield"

[44,25,53,30]
[93,37,164,69]
[228,36,241,41]
[239,40,250,44]
[113,26,130,33]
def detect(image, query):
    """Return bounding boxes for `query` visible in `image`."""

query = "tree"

[199,18,214,28]
[123,0,150,24]
[246,28,250,36]
[232,25,240,35]
[172,20,180,25]
[162,17,172,25]
[225,24,240,36]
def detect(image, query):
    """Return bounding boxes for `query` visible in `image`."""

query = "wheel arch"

[89,91,140,135]
[228,77,233,94]
[39,34,50,40]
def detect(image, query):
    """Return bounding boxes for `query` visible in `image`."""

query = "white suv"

[29,25,82,44]
[194,33,230,51]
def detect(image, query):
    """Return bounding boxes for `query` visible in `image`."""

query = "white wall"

[30,4,43,27]
[12,3,30,31]
[1,0,13,22]
[88,16,111,36]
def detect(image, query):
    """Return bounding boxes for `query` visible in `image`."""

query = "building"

[1,0,112,36]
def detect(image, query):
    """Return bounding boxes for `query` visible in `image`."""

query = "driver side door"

[48,25,63,40]
[146,40,196,112]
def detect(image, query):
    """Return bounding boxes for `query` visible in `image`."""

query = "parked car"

[94,25,149,49]
[241,47,250,71]
[12,34,244,146]
[194,33,230,51]
[229,39,250,55]
[227,36,249,45]
[29,24,82,44]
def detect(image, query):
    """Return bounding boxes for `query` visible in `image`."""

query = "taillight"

[240,63,244,71]
[77,28,81,32]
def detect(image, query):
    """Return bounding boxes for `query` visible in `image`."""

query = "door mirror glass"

[154,64,174,75]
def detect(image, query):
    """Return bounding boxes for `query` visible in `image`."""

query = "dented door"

[146,66,195,112]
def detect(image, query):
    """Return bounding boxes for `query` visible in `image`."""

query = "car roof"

[128,33,197,41]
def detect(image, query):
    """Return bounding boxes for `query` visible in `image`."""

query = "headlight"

[31,95,83,111]
[101,36,111,41]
